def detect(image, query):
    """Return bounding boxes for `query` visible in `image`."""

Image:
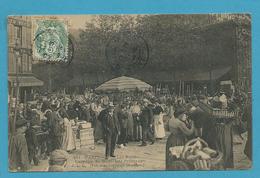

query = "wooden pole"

[13,50,21,134]
[179,80,181,97]
[189,84,190,96]
[191,83,194,95]
[24,89,27,118]
[13,80,20,134]
[48,64,52,92]
[182,81,185,97]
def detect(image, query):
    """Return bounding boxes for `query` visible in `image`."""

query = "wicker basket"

[198,101,237,119]
[181,138,224,170]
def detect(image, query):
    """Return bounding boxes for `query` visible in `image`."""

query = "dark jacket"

[102,111,120,135]
[46,111,64,137]
[81,107,92,122]
[118,110,128,129]
[73,101,83,119]
[25,126,38,150]
[41,100,50,112]
[140,106,154,127]
[9,133,30,171]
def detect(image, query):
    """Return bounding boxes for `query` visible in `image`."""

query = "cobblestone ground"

[29,132,251,172]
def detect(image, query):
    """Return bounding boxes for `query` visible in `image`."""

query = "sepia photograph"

[7,14,252,172]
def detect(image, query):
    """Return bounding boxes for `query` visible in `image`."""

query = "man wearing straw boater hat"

[102,102,120,159]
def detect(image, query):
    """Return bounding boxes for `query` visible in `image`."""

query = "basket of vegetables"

[181,137,223,170]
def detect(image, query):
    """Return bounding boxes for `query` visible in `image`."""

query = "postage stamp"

[32,17,68,62]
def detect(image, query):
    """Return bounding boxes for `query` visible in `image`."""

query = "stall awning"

[174,66,232,82]
[8,75,44,87]
[95,76,152,92]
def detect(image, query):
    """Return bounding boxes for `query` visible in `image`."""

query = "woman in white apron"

[153,104,166,139]
[62,118,76,152]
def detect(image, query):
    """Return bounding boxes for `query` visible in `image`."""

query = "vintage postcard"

[8,14,252,172]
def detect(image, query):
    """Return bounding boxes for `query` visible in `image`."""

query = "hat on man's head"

[174,107,186,118]
[15,119,28,128]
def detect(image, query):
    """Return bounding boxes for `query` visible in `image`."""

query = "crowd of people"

[8,87,251,171]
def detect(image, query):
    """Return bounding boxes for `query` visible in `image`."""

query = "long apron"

[154,114,166,138]
[215,122,234,169]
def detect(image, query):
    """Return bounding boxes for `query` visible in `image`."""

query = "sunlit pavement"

[29,132,251,172]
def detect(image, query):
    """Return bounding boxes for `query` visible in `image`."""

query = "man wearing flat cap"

[9,119,30,172]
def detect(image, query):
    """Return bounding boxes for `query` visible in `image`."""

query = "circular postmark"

[33,20,68,62]
[61,35,75,66]
[105,31,149,74]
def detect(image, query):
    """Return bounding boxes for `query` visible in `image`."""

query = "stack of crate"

[75,139,81,150]
[72,126,81,150]
[78,123,95,149]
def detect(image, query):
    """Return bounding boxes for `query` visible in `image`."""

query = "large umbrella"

[95,76,152,92]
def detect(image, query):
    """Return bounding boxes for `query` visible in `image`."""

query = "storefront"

[8,75,43,103]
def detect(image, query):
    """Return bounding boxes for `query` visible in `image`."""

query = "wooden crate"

[80,137,94,145]
[79,128,94,139]
[72,126,79,139]
[81,144,95,149]
[79,122,92,129]
[75,139,81,150]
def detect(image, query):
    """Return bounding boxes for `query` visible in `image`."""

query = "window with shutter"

[14,25,22,46]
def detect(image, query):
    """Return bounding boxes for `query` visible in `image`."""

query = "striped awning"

[95,76,152,92]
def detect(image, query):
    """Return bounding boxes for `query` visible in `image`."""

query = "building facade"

[8,16,43,102]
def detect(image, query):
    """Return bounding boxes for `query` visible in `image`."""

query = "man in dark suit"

[140,99,154,146]
[102,103,120,159]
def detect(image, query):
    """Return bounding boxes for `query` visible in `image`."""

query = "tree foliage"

[32,14,250,90]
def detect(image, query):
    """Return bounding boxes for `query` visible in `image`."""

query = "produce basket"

[181,138,223,170]
[198,101,238,119]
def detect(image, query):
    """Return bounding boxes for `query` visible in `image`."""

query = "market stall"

[95,76,152,92]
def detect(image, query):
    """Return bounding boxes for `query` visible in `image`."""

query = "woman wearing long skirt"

[166,109,194,170]
[94,106,104,143]
[154,113,166,139]
[62,118,76,152]
[153,105,165,139]
[126,108,134,141]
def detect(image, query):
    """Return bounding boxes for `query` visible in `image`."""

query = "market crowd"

[8,88,251,171]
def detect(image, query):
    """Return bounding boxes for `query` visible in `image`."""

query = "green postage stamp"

[32,17,68,62]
